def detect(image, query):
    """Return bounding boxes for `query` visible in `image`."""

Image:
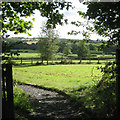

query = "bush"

[80,73,116,119]
[90,50,103,55]
[13,86,34,118]
[91,54,97,57]
[60,59,72,64]
[24,51,28,53]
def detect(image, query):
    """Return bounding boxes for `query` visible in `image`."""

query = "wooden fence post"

[116,30,120,120]
[31,58,33,64]
[2,64,14,120]
[2,65,7,119]
[88,57,91,64]
[116,48,120,120]
[2,67,6,102]
[21,57,22,64]
[6,64,14,119]
[97,57,100,64]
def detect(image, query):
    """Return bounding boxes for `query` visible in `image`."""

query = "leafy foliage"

[14,86,33,112]
[69,2,120,50]
[1,2,72,37]
[98,61,116,80]
[1,2,72,62]
[80,2,120,45]
[81,78,116,119]
[76,41,90,63]
[63,43,72,56]
[68,20,92,42]
[2,40,21,55]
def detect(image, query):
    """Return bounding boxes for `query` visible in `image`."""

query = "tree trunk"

[41,57,43,64]
[21,58,22,64]
[97,57,100,64]
[31,58,33,64]
[89,58,91,64]
[47,59,49,65]
[79,58,82,64]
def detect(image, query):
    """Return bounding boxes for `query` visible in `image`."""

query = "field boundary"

[12,57,115,60]
[5,56,115,65]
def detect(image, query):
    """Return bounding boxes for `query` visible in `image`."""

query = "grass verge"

[13,86,34,120]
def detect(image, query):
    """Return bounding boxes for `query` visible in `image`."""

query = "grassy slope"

[13,64,103,94]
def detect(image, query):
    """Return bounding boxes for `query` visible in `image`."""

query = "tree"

[1,2,72,37]
[57,40,66,53]
[69,2,120,46]
[83,2,120,46]
[1,1,72,60]
[1,2,72,119]
[37,23,59,65]
[63,43,72,56]
[76,41,89,63]
[75,2,120,119]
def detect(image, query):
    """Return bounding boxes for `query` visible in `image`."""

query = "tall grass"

[13,86,34,120]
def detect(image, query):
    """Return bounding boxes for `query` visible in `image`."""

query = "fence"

[2,64,14,120]
[12,57,41,64]
[11,57,115,65]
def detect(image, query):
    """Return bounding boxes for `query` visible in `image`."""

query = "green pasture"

[13,59,40,64]
[72,59,114,64]
[14,52,63,59]
[10,49,115,59]
[14,53,39,58]
[11,49,38,53]
[97,54,115,58]
[13,62,116,118]
[13,64,103,95]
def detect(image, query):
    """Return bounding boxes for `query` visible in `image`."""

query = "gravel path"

[17,84,85,120]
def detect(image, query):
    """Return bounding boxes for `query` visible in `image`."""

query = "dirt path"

[17,84,85,120]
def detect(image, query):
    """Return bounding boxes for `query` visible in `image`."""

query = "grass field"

[13,59,116,118]
[8,49,115,65]
[14,53,40,58]
[13,52,115,59]
[13,64,103,95]
[10,49,115,58]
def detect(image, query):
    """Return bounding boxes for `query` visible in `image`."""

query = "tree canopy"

[1,2,72,37]
[76,41,89,63]
[37,23,59,64]
[79,2,120,119]
[63,43,72,56]
[79,2,120,45]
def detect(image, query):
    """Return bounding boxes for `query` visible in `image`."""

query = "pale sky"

[8,0,108,40]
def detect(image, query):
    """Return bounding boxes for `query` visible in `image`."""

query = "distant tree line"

[3,38,117,55]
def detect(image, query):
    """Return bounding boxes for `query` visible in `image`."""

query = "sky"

[8,0,108,40]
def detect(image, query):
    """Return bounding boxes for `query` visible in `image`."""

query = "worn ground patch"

[17,84,85,120]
